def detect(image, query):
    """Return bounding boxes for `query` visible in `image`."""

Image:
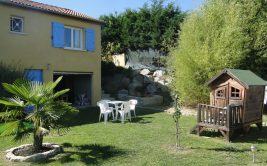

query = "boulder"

[132,75,144,84]
[120,77,131,89]
[140,69,150,76]
[128,82,143,96]
[153,70,165,77]
[146,84,157,95]
[144,75,154,84]
[117,89,129,100]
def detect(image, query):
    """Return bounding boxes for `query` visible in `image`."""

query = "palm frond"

[0,120,21,136]
[13,121,34,141]
[52,89,69,99]
[0,109,24,121]
[0,97,24,107]
[44,76,63,92]
[2,80,30,100]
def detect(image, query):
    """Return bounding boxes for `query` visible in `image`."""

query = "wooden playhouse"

[193,69,266,141]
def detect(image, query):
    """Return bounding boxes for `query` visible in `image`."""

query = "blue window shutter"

[52,22,64,48]
[24,69,43,82]
[85,28,95,52]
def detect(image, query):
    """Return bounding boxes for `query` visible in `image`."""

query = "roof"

[0,0,104,24]
[207,69,267,88]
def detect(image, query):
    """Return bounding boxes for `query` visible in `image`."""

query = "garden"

[0,106,267,165]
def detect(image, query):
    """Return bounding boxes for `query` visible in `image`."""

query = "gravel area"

[164,107,197,116]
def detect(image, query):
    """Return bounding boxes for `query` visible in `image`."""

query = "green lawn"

[0,107,267,166]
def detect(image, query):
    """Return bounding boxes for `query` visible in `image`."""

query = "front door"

[215,85,228,107]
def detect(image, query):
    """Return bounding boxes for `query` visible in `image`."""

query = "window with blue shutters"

[52,22,64,48]
[52,22,96,52]
[85,28,96,52]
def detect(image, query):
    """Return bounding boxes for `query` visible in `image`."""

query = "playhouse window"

[10,16,24,33]
[231,87,241,98]
[216,89,225,98]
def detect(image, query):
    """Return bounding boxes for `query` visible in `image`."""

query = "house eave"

[0,0,105,24]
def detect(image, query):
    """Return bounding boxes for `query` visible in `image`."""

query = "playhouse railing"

[197,104,243,129]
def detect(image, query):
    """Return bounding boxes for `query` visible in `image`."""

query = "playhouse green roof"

[208,69,267,88]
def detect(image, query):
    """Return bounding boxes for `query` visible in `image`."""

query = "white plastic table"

[107,101,124,120]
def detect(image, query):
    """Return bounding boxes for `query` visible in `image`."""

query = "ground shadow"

[110,116,154,124]
[232,126,267,144]
[66,106,164,127]
[34,143,128,165]
[195,126,267,144]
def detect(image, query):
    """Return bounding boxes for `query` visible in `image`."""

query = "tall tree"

[169,0,267,106]
[100,0,185,56]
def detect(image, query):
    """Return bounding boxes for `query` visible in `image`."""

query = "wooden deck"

[194,104,243,141]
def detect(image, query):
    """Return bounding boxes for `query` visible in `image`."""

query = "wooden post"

[197,104,201,123]
[226,105,232,141]
[226,105,231,129]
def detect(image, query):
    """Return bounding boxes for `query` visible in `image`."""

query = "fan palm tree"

[0,76,78,153]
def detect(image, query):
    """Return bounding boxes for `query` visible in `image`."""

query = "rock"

[120,77,131,89]
[144,75,153,84]
[153,70,165,77]
[146,84,157,94]
[157,80,166,85]
[6,143,61,162]
[132,75,144,84]
[128,83,143,96]
[154,76,160,82]
[140,69,150,76]
[117,89,129,99]
[130,69,140,77]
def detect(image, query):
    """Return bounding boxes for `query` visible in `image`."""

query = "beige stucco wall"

[0,4,102,106]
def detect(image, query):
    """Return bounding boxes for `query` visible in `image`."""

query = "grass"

[0,107,267,166]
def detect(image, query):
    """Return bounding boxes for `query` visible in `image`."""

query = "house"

[0,0,104,106]
[193,69,266,141]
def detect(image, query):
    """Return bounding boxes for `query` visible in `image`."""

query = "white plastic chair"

[129,99,138,118]
[118,101,131,123]
[97,101,114,123]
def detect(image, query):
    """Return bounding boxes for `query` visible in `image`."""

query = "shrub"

[0,62,23,97]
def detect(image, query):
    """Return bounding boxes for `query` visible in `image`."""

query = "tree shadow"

[206,147,250,153]
[35,143,128,165]
[110,116,154,124]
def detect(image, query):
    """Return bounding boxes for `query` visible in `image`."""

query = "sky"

[33,0,204,19]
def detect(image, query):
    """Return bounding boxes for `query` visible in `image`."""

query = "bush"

[0,62,23,97]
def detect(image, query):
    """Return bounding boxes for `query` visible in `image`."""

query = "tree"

[169,0,267,106]
[0,77,78,152]
[100,0,185,56]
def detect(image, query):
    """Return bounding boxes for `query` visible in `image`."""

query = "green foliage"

[169,0,267,106]
[100,0,185,56]
[0,62,23,97]
[0,77,78,151]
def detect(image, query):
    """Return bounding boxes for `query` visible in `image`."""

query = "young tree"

[169,0,267,106]
[0,77,78,152]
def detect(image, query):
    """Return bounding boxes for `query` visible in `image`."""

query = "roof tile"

[1,0,103,23]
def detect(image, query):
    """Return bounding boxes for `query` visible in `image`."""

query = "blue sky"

[33,0,204,19]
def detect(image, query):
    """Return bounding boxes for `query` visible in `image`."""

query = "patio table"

[107,101,124,120]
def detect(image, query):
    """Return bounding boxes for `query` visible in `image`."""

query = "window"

[231,87,241,98]
[64,27,83,50]
[10,16,24,33]
[52,22,95,51]
[216,89,225,98]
